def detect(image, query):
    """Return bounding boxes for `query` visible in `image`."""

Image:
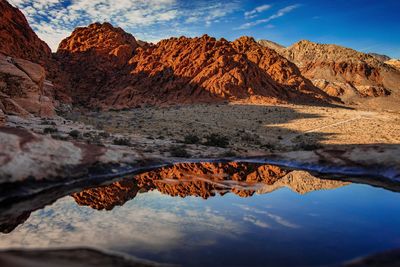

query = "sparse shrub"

[220,150,237,157]
[203,133,229,148]
[98,131,110,138]
[261,143,275,150]
[40,120,56,126]
[113,138,131,146]
[69,130,80,139]
[297,142,322,151]
[183,134,200,144]
[83,132,92,138]
[43,127,58,134]
[169,145,190,157]
[51,134,68,141]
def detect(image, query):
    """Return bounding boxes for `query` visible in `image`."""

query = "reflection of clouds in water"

[0,191,243,252]
[243,215,270,228]
[236,204,300,229]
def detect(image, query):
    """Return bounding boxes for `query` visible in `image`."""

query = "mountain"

[55,22,139,104]
[258,39,400,101]
[56,26,333,109]
[0,0,55,118]
[368,53,391,62]
[0,0,51,65]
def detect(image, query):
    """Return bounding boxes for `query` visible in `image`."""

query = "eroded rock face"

[0,54,55,117]
[56,26,332,108]
[55,22,139,104]
[105,35,332,108]
[0,0,51,65]
[258,39,400,99]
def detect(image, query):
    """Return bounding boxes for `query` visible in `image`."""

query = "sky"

[9,0,400,58]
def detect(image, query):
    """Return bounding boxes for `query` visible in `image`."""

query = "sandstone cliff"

[0,0,51,65]
[0,54,55,117]
[0,1,56,118]
[56,25,333,109]
[258,39,400,100]
[55,22,139,105]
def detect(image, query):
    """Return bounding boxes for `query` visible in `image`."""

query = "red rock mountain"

[0,0,51,65]
[56,24,333,108]
[55,22,139,104]
[0,0,55,118]
[258,39,400,100]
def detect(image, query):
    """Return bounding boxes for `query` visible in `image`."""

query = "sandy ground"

[58,103,400,155]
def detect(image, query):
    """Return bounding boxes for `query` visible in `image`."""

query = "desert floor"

[6,102,399,158]
[59,103,400,156]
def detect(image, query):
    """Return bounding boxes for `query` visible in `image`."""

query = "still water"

[0,162,400,266]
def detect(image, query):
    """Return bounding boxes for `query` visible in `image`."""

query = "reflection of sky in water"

[1,184,400,266]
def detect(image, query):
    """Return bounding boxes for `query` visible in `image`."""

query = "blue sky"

[9,0,400,58]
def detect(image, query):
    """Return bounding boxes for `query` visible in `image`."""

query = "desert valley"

[0,0,400,266]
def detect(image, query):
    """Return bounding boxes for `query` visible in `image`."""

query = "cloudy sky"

[9,0,400,58]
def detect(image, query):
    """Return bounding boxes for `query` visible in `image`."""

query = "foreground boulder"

[258,39,400,101]
[0,248,156,267]
[0,54,55,117]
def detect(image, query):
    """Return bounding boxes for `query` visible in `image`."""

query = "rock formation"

[368,53,391,63]
[386,59,400,71]
[258,39,400,100]
[0,1,57,119]
[56,25,333,109]
[0,248,155,267]
[55,22,139,105]
[0,0,51,65]
[0,54,55,117]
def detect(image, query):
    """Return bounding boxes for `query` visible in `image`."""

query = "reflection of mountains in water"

[72,162,349,210]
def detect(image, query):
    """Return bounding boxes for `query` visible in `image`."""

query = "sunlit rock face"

[55,24,332,109]
[72,163,348,210]
[386,59,400,71]
[55,22,139,105]
[258,39,400,99]
[0,0,51,65]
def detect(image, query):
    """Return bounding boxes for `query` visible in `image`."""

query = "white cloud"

[9,0,241,51]
[244,4,272,19]
[236,204,300,229]
[237,4,300,30]
[243,215,271,228]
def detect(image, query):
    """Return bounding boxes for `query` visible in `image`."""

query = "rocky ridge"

[55,25,333,109]
[258,39,400,100]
